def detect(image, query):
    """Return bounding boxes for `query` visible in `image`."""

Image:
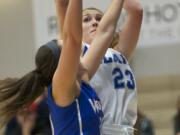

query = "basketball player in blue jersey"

[0,0,125,135]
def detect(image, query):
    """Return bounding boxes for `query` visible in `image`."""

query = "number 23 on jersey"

[112,67,135,90]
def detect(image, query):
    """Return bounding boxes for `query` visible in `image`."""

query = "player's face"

[82,9,103,44]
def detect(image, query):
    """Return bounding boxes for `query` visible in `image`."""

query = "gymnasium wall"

[0,0,35,78]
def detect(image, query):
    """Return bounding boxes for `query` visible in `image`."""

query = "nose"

[92,22,98,27]
[92,18,98,27]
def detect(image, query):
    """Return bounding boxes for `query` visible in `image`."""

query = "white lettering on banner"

[144,3,180,23]
[139,1,180,46]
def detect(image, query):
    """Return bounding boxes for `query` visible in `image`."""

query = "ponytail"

[0,70,46,126]
[0,40,61,127]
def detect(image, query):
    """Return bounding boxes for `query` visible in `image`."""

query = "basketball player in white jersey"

[55,0,143,134]
[82,0,143,134]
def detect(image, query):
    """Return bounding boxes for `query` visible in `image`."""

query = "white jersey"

[83,43,137,135]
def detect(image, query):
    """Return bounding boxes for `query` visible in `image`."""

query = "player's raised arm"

[114,0,143,60]
[52,0,82,106]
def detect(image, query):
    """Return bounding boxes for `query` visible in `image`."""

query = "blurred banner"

[140,0,180,46]
[32,0,180,48]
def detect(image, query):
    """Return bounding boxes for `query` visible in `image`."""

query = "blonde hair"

[83,7,103,15]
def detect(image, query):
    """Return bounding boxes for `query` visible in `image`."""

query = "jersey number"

[112,67,135,90]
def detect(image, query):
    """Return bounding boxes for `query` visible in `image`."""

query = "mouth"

[90,29,96,33]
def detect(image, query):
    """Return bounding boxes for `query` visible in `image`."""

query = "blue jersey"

[47,81,103,135]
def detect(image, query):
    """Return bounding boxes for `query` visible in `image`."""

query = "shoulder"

[104,48,129,64]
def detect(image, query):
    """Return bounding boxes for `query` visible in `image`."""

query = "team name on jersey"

[103,53,127,65]
[88,99,102,114]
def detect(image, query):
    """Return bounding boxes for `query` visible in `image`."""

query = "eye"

[83,16,91,23]
[96,16,102,22]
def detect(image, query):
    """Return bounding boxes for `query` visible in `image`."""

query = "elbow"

[126,4,143,19]
[63,23,82,45]
[63,31,82,46]
[135,7,143,22]
[133,6,143,18]
[128,6,143,22]
[135,6,143,18]
[63,26,82,46]
[134,4,143,13]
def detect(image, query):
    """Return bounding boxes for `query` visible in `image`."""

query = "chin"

[91,33,96,38]
[89,37,94,44]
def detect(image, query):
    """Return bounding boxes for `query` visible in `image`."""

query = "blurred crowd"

[173,95,180,135]
[4,93,51,135]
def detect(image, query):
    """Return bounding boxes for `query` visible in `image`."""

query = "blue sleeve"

[47,85,77,121]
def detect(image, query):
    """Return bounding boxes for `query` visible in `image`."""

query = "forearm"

[98,0,125,33]
[56,0,69,39]
[63,0,82,44]
[83,32,114,79]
